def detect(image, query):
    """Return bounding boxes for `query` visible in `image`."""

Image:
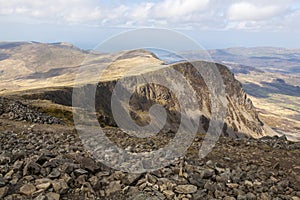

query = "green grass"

[32,100,74,124]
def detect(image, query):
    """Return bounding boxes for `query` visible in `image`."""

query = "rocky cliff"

[0,42,273,138]
[20,60,273,139]
[90,60,273,138]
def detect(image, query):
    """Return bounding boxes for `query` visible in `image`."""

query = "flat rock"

[20,184,36,196]
[35,178,52,185]
[36,182,51,190]
[175,185,198,194]
[227,183,239,189]
[52,179,69,194]
[46,192,60,200]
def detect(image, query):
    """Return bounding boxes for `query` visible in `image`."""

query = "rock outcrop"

[75,60,273,138]
[125,61,271,138]
[0,97,64,125]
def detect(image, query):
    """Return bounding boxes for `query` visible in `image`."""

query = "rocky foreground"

[0,112,300,200]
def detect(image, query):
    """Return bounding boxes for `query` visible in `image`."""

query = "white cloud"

[0,0,104,23]
[227,2,288,21]
[125,0,211,26]
[0,0,299,32]
[129,2,154,20]
[278,9,300,31]
[152,0,210,19]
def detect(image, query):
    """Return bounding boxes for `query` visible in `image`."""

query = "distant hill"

[180,47,300,74]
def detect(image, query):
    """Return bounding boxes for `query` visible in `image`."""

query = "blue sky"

[1,0,300,49]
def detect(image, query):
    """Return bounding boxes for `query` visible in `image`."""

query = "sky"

[1,0,300,50]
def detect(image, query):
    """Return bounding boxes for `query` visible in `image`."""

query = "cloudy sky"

[1,0,300,49]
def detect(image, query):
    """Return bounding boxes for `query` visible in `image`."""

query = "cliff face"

[89,61,272,138]
[18,61,271,138]
[20,61,272,139]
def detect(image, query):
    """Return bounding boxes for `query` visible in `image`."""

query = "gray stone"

[106,181,122,196]
[52,179,68,194]
[4,169,14,180]
[246,192,256,200]
[163,190,175,199]
[193,189,207,199]
[206,160,214,168]
[13,160,24,171]
[215,190,225,198]
[89,176,101,189]
[123,174,142,185]
[79,157,97,172]
[227,183,239,189]
[35,178,52,185]
[23,161,41,176]
[32,189,45,198]
[48,168,61,179]
[224,197,236,200]
[36,182,51,190]
[188,173,206,188]
[34,194,47,200]
[74,168,88,176]
[175,185,197,194]
[237,195,247,200]
[201,169,215,179]
[46,192,60,200]
[0,176,6,187]
[60,162,79,174]
[244,180,253,187]
[20,184,36,196]
[0,186,8,198]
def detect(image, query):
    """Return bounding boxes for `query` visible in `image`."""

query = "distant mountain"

[0,41,86,84]
[0,42,163,94]
[148,47,300,75]
[180,47,300,74]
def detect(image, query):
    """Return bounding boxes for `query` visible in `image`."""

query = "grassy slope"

[236,72,300,141]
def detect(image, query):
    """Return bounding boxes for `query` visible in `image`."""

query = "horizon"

[1,40,300,51]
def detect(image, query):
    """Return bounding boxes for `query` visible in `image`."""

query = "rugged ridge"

[0,42,273,138]
[18,61,272,138]
[93,61,272,138]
